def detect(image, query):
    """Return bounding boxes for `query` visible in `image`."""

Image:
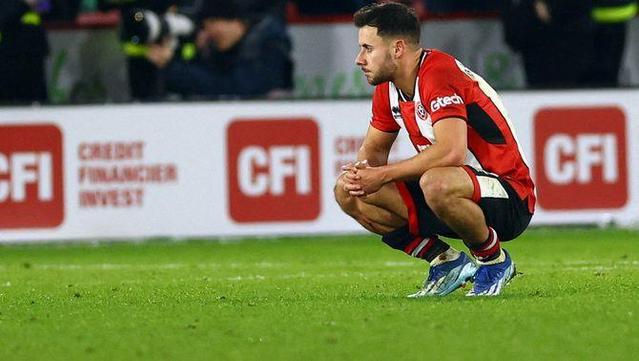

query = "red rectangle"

[534,107,627,210]
[227,118,320,222]
[0,124,64,228]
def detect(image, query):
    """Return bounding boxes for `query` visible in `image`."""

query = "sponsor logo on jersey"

[227,118,321,222]
[391,106,402,121]
[430,94,463,112]
[0,124,64,229]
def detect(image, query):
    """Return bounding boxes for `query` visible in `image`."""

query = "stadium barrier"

[0,89,638,242]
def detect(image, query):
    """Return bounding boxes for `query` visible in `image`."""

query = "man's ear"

[393,39,405,59]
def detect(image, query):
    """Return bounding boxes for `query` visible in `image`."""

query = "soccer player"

[335,2,535,297]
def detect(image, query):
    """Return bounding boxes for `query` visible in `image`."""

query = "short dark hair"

[353,2,420,44]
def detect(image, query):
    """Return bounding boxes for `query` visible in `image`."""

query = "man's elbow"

[443,148,466,166]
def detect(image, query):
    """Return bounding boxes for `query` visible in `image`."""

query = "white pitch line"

[0,261,418,271]
[225,269,423,282]
[0,259,636,272]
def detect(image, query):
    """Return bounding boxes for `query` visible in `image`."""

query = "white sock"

[430,247,461,267]
[476,249,506,265]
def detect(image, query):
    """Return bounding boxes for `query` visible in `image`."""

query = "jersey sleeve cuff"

[431,114,467,125]
[370,120,400,133]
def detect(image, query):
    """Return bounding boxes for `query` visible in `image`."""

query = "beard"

[366,55,397,85]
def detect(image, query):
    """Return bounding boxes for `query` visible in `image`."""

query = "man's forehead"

[358,26,384,44]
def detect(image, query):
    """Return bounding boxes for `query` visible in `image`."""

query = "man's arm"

[352,117,467,195]
[383,117,467,180]
[357,125,398,166]
[339,125,397,197]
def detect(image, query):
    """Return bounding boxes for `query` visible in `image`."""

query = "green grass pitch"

[0,228,637,361]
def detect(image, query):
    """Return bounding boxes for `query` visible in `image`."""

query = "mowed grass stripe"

[0,227,637,361]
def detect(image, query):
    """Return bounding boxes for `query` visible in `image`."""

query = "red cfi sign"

[0,124,64,228]
[227,119,321,222]
[534,107,628,210]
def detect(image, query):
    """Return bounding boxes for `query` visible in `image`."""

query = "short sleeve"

[370,84,400,133]
[421,55,469,124]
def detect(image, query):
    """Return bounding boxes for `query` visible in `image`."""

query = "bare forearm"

[379,117,468,182]
[357,144,390,167]
[380,143,465,182]
[356,126,397,167]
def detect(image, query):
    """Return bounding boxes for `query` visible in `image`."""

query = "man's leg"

[419,166,517,296]
[334,180,450,260]
[335,178,475,297]
[419,167,489,245]
[334,180,407,235]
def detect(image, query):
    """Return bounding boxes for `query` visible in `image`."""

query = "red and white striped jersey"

[370,49,536,213]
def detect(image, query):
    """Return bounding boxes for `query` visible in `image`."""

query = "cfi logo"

[0,124,64,229]
[227,118,320,223]
[534,107,628,210]
[416,102,427,120]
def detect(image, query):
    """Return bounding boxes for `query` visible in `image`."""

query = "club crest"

[417,103,427,120]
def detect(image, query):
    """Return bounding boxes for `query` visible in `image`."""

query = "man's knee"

[333,180,348,206]
[334,178,380,208]
[334,180,359,216]
[419,168,452,208]
[334,180,408,234]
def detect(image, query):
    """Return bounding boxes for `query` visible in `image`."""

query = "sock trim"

[403,237,423,254]
[412,238,433,257]
[476,249,506,265]
[469,227,501,261]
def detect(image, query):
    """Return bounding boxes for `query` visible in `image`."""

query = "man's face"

[355,26,397,85]
[202,18,245,51]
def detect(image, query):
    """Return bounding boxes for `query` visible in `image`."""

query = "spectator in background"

[146,0,293,99]
[0,0,50,104]
[43,0,81,21]
[424,0,500,13]
[101,0,184,100]
[250,0,288,19]
[292,0,375,15]
[590,0,637,86]
[501,0,594,88]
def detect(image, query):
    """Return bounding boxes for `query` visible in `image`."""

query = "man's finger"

[343,172,360,181]
[341,164,361,173]
[340,163,354,171]
[354,159,369,169]
[344,182,362,191]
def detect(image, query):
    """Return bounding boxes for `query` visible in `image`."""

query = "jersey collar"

[395,49,428,102]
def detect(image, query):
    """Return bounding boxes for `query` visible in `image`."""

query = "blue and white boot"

[466,249,516,296]
[408,250,478,298]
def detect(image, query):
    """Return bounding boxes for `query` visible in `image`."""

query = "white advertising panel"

[1,90,638,242]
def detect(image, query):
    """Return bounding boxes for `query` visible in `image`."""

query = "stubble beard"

[367,55,397,86]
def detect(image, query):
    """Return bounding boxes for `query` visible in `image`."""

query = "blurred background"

[1,0,638,105]
[1,0,638,241]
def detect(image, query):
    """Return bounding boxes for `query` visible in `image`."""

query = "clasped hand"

[339,160,387,197]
